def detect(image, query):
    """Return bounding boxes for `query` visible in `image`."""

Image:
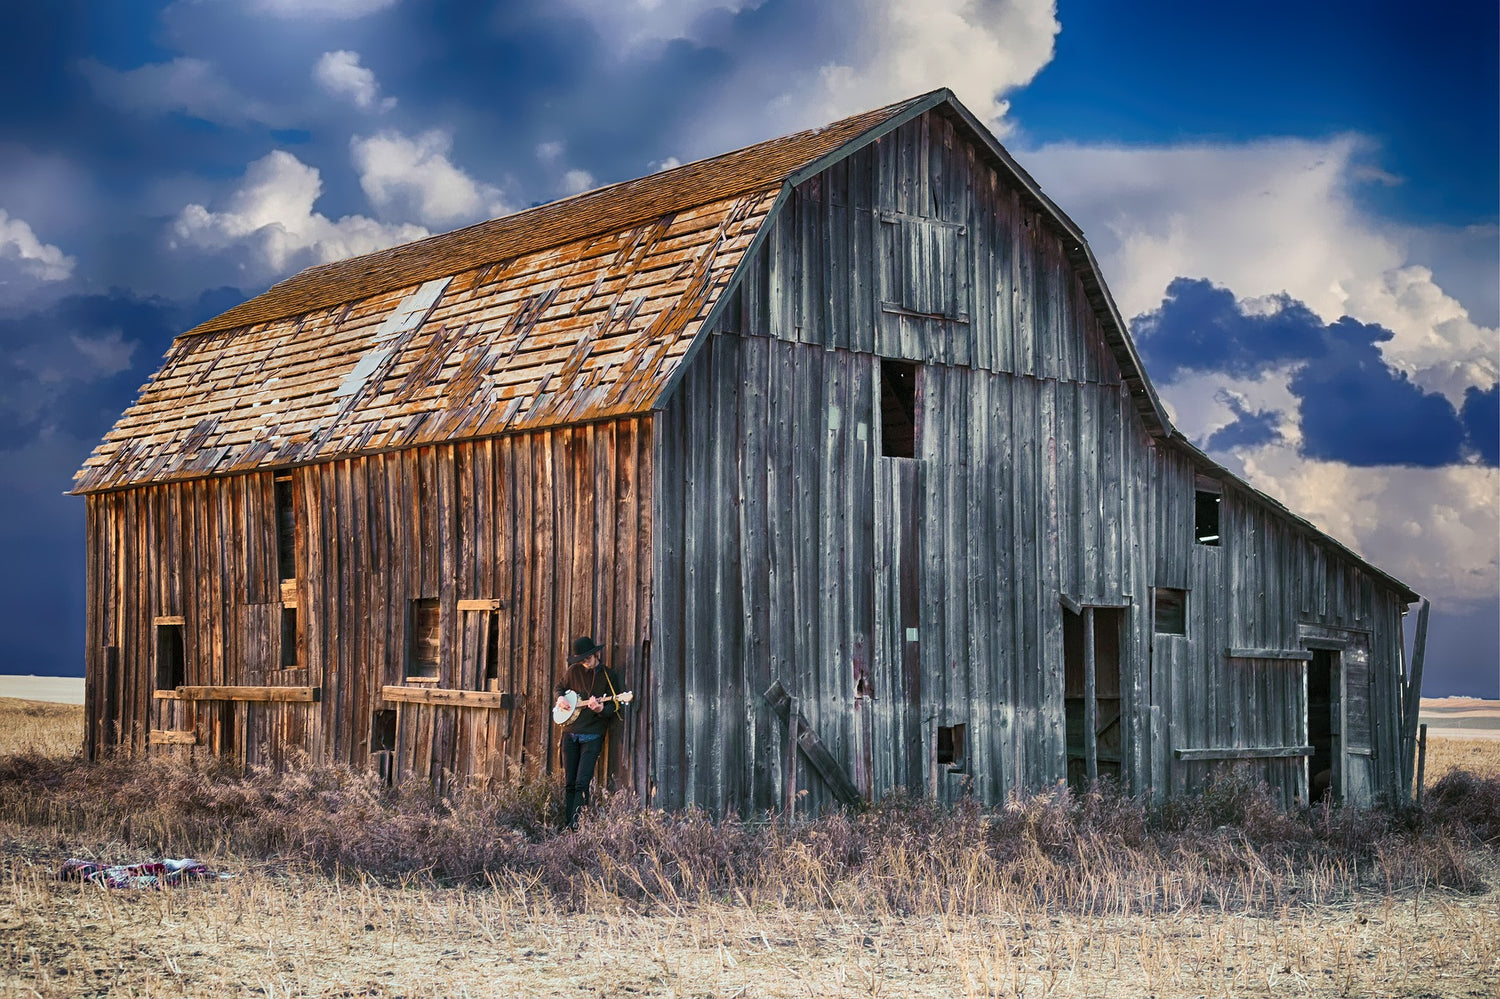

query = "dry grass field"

[1,697,1497,999]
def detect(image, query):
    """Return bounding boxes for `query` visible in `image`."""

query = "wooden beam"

[1059,592,1083,615]
[148,729,197,745]
[152,615,185,626]
[1084,607,1097,784]
[456,598,505,611]
[381,685,515,709]
[152,690,183,700]
[763,680,862,809]
[1174,745,1314,761]
[1402,598,1430,801]
[178,685,319,703]
[1224,648,1314,662]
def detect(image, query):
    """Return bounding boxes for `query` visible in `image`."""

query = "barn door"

[1304,633,1374,807]
[873,457,922,798]
[1064,606,1125,790]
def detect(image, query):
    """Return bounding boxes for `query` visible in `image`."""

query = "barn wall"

[658,107,1409,814]
[84,419,654,791]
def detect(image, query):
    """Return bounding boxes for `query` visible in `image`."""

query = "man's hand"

[585,696,604,712]
[555,695,572,712]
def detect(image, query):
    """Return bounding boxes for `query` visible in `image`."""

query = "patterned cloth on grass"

[58,857,229,889]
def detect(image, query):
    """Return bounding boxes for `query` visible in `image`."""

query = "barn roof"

[74,94,942,495]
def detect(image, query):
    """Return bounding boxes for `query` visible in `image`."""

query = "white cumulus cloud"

[169,150,428,282]
[351,130,511,227]
[0,210,75,284]
[79,56,280,126]
[314,50,395,112]
[1020,136,1499,406]
[559,0,761,51]
[808,0,1058,130]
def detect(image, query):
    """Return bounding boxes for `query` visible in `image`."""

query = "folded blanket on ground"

[58,857,230,889]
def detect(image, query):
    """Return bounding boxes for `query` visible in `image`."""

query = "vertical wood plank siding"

[84,421,654,791]
[656,109,1410,813]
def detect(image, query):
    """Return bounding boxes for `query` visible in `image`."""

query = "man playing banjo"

[553,635,628,829]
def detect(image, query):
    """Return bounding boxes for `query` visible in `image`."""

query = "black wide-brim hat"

[569,635,604,663]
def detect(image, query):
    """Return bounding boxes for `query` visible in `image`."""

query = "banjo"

[552,690,634,725]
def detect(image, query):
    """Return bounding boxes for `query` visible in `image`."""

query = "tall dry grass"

[3,702,1498,996]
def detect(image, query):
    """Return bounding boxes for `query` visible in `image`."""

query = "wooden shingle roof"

[74,96,931,493]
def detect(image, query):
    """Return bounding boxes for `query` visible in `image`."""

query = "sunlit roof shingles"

[74,99,920,491]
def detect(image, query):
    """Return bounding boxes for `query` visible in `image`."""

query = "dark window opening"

[156,624,185,690]
[1194,489,1221,546]
[483,611,501,689]
[936,723,966,772]
[407,598,440,680]
[1308,649,1341,804]
[880,359,919,458]
[280,607,299,668]
[275,474,296,580]
[371,709,397,787]
[1154,588,1187,636]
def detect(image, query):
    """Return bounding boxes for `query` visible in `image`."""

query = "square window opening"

[1195,490,1221,546]
[407,598,440,680]
[275,473,296,581]
[280,607,299,668]
[1154,588,1188,636]
[156,623,185,690]
[880,359,919,458]
[936,723,966,773]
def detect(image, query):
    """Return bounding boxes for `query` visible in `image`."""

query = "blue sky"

[1,0,1495,696]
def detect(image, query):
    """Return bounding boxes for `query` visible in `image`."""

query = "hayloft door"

[873,457,923,798]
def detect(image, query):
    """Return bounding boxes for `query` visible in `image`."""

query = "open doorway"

[1308,649,1341,803]
[1064,606,1124,790]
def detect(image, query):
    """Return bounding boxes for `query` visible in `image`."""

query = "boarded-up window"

[880,213,968,318]
[880,359,919,459]
[1154,588,1187,635]
[275,474,296,581]
[407,599,440,680]
[156,623,185,690]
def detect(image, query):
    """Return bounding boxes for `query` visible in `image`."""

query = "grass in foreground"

[1,700,1497,997]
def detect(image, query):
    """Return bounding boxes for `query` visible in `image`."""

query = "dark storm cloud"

[1289,317,1467,467]
[1133,277,1494,467]
[1205,395,1281,451]
[1460,384,1499,466]
[1131,277,1327,381]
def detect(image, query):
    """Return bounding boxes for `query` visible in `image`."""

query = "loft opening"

[880,359,919,459]
[1194,474,1221,547]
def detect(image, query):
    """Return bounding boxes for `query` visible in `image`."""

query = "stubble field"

[1,697,1496,998]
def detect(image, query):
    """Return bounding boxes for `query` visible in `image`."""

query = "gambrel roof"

[74,90,1170,495]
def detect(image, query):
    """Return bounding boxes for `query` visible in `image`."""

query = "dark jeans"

[561,733,605,828]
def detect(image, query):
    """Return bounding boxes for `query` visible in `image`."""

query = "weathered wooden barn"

[76,89,1427,814]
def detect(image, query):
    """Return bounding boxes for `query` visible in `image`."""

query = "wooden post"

[1402,599,1430,801]
[784,695,799,818]
[1415,723,1429,810]
[1084,607,1097,785]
